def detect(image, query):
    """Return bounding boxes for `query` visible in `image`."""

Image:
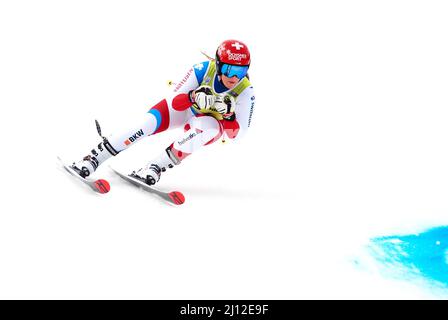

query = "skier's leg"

[132,115,224,185]
[167,115,224,162]
[107,96,192,151]
[72,93,193,178]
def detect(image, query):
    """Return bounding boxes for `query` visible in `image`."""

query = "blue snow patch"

[369,226,448,287]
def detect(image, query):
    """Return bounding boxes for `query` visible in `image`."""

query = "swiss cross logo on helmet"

[231,42,244,50]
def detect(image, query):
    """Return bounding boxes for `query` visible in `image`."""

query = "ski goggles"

[220,63,249,79]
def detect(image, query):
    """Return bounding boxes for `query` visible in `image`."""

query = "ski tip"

[168,191,185,205]
[94,179,111,194]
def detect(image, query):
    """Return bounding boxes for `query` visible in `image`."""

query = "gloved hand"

[214,94,236,120]
[189,86,215,110]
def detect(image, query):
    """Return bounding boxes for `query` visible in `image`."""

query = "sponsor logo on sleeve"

[174,68,194,92]
[248,102,255,127]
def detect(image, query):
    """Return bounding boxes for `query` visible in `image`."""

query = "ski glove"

[214,94,236,121]
[189,86,215,110]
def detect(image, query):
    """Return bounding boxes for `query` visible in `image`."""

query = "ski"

[109,166,185,205]
[57,157,110,194]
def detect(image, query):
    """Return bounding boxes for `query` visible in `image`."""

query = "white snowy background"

[0,0,447,299]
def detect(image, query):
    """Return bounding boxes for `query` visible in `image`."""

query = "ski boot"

[71,120,120,178]
[131,146,180,185]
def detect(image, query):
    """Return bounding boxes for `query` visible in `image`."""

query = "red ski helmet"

[216,40,251,78]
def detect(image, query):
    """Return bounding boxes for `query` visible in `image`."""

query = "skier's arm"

[171,67,199,94]
[168,62,211,111]
[171,61,209,94]
[222,86,255,141]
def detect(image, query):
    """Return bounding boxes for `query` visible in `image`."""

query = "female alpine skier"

[70,39,255,186]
